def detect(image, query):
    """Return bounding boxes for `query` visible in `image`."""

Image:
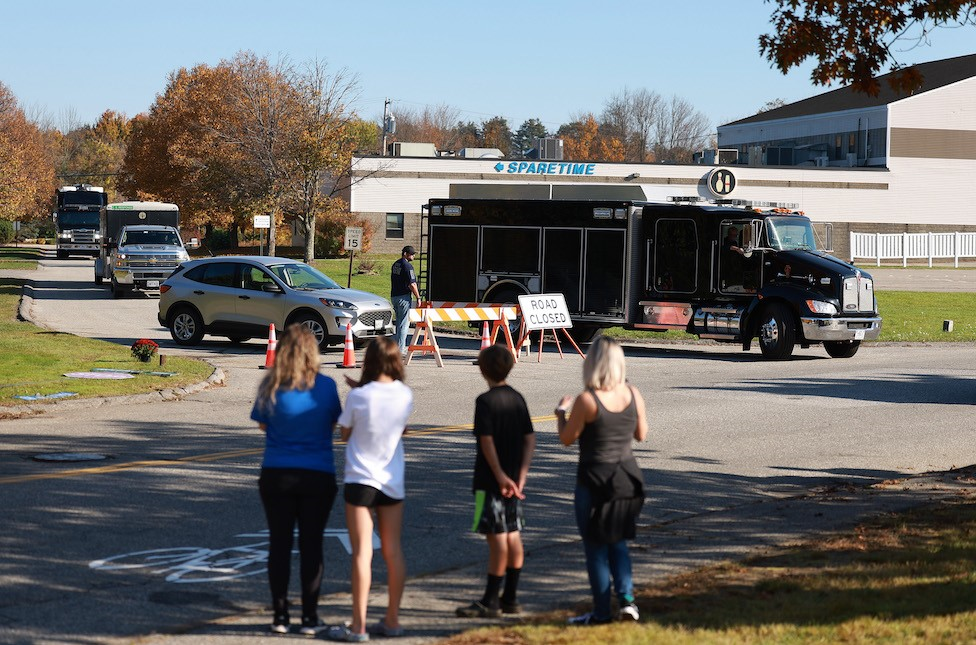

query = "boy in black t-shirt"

[456,344,535,618]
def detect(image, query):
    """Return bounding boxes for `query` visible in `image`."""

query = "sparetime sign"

[495,161,596,176]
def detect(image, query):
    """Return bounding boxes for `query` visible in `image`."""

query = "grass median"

[0,246,43,270]
[443,496,976,644]
[0,277,215,411]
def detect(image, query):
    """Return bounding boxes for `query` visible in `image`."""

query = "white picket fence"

[850,231,976,267]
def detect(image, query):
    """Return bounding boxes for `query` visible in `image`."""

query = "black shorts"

[471,490,524,535]
[344,483,403,508]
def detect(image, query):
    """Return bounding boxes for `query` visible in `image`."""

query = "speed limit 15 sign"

[344,226,363,251]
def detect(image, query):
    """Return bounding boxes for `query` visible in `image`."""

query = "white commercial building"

[348,53,976,262]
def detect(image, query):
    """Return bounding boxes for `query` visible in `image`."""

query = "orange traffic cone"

[480,321,491,350]
[337,323,357,369]
[259,324,277,369]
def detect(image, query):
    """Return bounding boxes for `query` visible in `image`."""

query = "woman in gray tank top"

[555,337,648,625]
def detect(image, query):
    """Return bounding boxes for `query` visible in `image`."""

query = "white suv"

[158,256,394,349]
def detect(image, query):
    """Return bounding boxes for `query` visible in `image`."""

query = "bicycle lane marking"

[89,529,380,583]
[0,415,558,485]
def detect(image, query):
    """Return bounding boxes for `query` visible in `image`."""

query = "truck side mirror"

[187,238,200,249]
[823,223,833,253]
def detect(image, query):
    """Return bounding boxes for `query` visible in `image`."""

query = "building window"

[386,213,404,239]
[834,135,842,160]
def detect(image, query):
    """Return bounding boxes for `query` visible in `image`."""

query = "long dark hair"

[359,336,405,386]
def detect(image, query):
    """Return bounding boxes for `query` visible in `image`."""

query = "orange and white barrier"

[407,303,519,363]
[407,305,517,323]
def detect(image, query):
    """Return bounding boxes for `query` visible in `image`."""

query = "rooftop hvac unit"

[389,142,437,157]
[693,148,739,165]
[533,137,563,160]
[458,147,504,158]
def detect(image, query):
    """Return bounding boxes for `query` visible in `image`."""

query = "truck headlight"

[805,300,837,315]
[115,254,128,267]
[320,298,357,310]
[59,232,71,239]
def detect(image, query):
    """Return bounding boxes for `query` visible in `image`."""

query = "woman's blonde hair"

[255,324,320,412]
[582,336,626,390]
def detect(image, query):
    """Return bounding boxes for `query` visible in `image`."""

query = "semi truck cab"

[639,200,882,358]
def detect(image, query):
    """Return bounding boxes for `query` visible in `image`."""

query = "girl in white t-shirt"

[329,337,413,642]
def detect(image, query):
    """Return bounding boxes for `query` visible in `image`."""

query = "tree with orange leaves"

[0,82,54,222]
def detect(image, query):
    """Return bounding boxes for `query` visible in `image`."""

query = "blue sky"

[4,1,974,134]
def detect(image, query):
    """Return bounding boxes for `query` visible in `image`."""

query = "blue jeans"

[574,484,634,620]
[392,294,412,353]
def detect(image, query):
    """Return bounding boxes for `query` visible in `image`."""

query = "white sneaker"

[619,602,640,621]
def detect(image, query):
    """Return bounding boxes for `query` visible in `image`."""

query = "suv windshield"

[268,263,342,290]
[120,230,181,246]
[766,217,818,251]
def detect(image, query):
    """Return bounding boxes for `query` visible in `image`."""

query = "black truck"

[52,184,108,258]
[422,197,881,359]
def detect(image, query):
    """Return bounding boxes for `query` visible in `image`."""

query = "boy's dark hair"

[478,344,514,382]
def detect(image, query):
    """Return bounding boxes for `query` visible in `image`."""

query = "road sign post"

[343,227,363,288]
[254,215,271,256]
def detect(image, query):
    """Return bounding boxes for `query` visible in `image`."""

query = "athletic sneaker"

[567,611,612,626]
[270,613,290,634]
[619,602,640,621]
[455,600,501,618]
[367,619,405,637]
[500,599,522,615]
[326,624,370,642]
[298,617,327,636]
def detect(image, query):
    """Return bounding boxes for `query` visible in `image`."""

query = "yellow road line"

[0,415,558,485]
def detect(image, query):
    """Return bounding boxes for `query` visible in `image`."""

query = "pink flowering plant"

[130,338,159,360]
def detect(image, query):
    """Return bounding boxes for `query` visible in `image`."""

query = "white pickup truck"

[94,202,195,298]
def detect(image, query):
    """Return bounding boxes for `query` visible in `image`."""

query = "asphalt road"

[1,254,975,644]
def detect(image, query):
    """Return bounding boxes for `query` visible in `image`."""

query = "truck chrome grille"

[842,276,874,313]
[71,230,97,242]
[128,255,180,268]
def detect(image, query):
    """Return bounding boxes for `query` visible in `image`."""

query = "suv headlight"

[805,299,837,315]
[320,297,357,310]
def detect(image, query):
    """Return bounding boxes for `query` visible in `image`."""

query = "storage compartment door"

[428,225,478,302]
[582,229,626,317]
[543,229,583,313]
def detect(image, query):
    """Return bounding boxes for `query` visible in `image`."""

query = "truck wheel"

[110,279,124,299]
[94,274,103,285]
[292,313,329,350]
[758,303,796,360]
[57,250,67,259]
[824,340,861,358]
[170,308,204,346]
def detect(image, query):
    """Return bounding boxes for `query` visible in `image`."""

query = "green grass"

[0,246,42,270]
[875,291,976,342]
[0,277,215,411]
[441,497,976,645]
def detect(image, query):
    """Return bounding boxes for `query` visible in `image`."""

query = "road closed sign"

[518,293,573,330]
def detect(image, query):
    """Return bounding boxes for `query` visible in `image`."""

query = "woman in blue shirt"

[251,324,341,636]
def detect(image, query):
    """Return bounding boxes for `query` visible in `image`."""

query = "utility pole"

[381,98,395,156]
